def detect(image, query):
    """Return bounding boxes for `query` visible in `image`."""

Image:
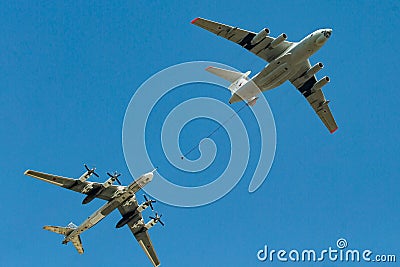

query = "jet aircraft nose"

[316,29,332,45]
[323,29,332,38]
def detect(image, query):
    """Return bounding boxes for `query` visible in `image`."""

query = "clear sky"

[1,0,399,266]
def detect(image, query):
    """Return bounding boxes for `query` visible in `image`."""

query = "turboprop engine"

[103,172,122,188]
[116,195,157,228]
[145,213,165,230]
[78,164,99,182]
[82,171,122,204]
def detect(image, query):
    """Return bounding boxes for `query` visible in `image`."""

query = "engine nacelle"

[310,76,330,93]
[269,33,287,49]
[145,219,158,230]
[292,62,324,88]
[137,202,150,213]
[78,171,91,182]
[251,28,270,45]
[103,177,116,188]
[305,62,324,79]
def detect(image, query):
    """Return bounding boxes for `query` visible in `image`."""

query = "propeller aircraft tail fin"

[43,222,84,254]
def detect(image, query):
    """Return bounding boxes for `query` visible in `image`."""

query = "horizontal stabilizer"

[206,66,246,83]
[43,225,75,236]
[70,235,84,254]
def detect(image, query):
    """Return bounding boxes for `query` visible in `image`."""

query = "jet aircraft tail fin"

[206,66,251,94]
[43,222,84,254]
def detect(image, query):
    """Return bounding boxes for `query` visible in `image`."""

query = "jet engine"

[310,76,330,93]
[269,33,287,48]
[251,28,270,45]
[292,62,324,88]
[306,62,324,79]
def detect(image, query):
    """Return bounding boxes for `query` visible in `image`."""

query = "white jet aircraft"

[25,165,162,267]
[192,17,338,133]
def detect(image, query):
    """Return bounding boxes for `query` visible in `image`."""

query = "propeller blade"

[149,212,164,226]
[84,164,99,178]
[107,172,121,184]
[157,214,164,226]
[143,195,156,210]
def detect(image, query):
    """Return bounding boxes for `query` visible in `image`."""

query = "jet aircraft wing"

[191,17,294,62]
[118,204,160,267]
[24,170,122,201]
[290,60,338,133]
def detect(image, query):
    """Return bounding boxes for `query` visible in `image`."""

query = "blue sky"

[1,0,399,266]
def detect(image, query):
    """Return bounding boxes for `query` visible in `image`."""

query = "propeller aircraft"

[25,165,163,267]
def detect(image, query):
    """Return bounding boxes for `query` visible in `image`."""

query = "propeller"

[84,164,99,177]
[107,171,122,185]
[143,194,156,211]
[149,212,164,226]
